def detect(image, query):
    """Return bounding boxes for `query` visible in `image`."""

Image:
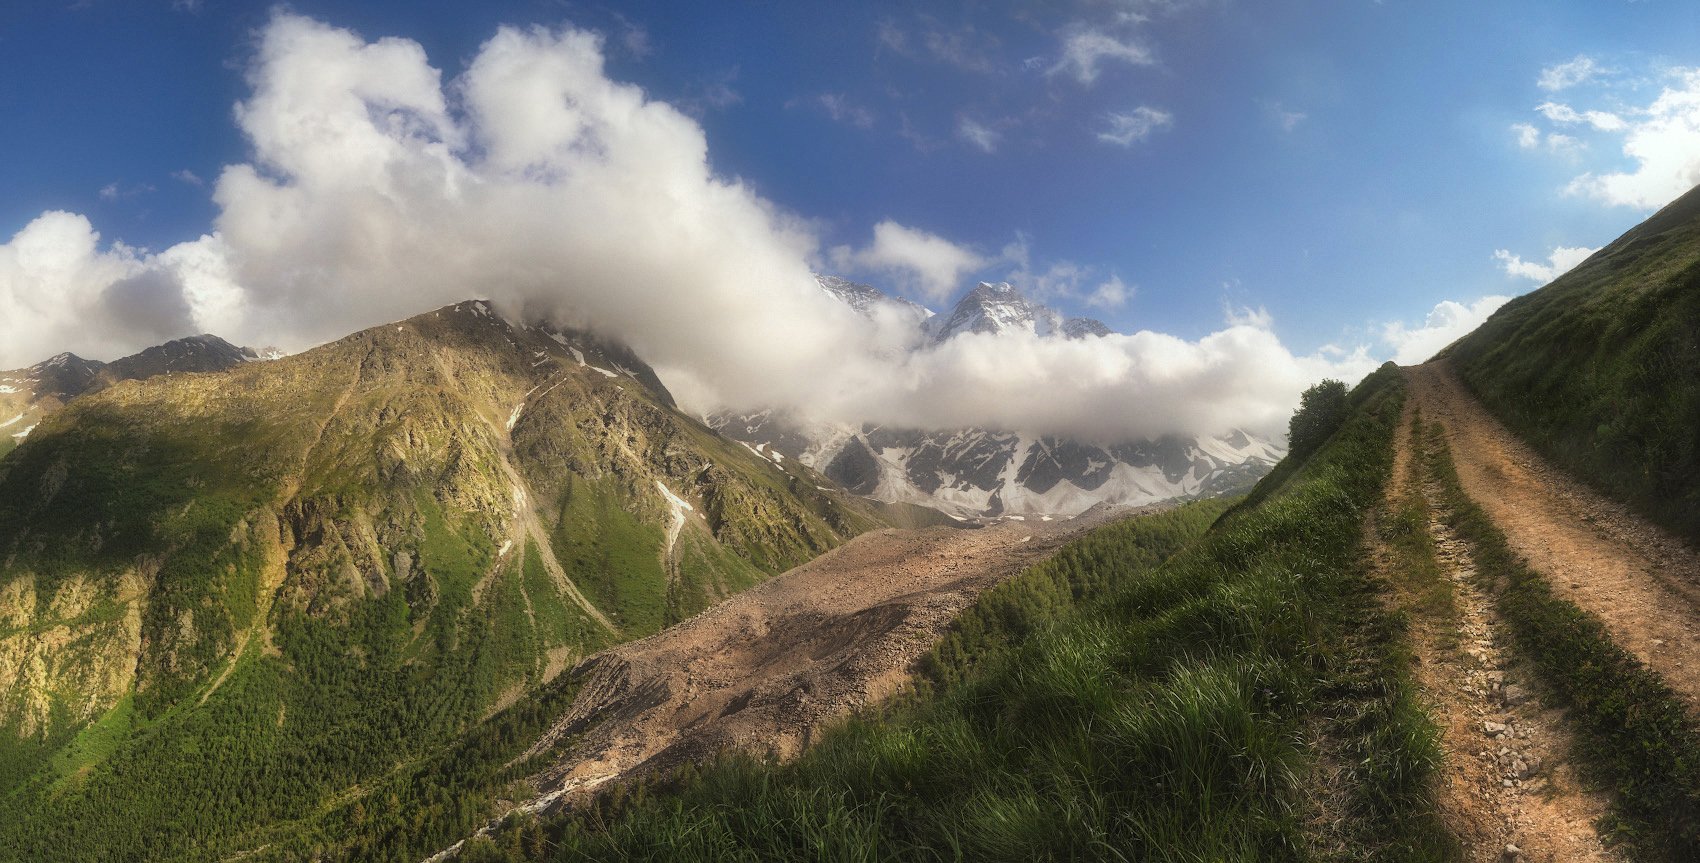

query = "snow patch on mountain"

[706,277,1284,518]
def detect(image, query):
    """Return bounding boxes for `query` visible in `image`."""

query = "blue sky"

[2,1,1697,437]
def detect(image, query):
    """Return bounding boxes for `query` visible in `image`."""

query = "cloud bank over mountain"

[0,12,1378,442]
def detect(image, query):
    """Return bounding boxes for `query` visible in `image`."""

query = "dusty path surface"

[517,509,1128,810]
[1407,362,1700,707]
[1372,400,1615,861]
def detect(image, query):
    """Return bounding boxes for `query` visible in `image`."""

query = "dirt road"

[1406,362,1700,707]
[1372,398,1614,862]
[517,509,1129,810]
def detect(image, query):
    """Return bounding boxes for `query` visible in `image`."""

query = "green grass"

[1376,411,1458,643]
[1423,422,1700,860]
[551,473,670,636]
[1443,185,1700,546]
[44,694,136,789]
[920,499,1233,691]
[444,362,1452,863]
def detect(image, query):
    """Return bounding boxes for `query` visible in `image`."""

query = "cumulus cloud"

[833,221,988,303]
[0,212,197,366]
[1519,64,1700,209]
[1561,68,1700,209]
[1538,55,1603,92]
[0,11,1374,444]
[846,317,1378,441]
[1381,296,1514,366]
[1097,106,1172,146]
[1492,245,1596,283]
[1049,26,1154,85]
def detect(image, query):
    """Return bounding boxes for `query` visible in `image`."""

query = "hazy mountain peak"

[816,274,933,321]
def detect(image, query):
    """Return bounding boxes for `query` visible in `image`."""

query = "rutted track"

[1408,362,1700,707]
[1373,399,1615,861]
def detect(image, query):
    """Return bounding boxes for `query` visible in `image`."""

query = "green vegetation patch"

[551,473,669,636]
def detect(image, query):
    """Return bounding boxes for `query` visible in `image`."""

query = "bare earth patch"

[518,508,1131,810]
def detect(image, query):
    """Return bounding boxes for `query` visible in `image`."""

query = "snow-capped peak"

[927,281,1068,342]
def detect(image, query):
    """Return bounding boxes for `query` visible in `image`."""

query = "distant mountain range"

[709,276,1284,519]
[0,334,277,458]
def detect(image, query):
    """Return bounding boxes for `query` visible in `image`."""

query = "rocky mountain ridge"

[0,334,272,458]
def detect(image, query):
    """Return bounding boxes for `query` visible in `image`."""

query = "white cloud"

[1049,26,1154,85]
[1097,106,1172,146]
[810,93,875,128]
[1084,276,1129,309]
[1564,68,1700,208]
[1546,132,1583,155]
[1512,122,1541,149]
[956,116,1000,152]
[1512,121,1584,154]
[1535,101,1625,131]
[0,212,199,366]
[1538,55,1602,92]
[0,11,1374,444]
[833,221,987,303]
[171,169,204,186]
[1381,296,1514,366]
[1000,237,1131,311]
[921,23,999,73]
[1224,304,1272,329]
[97,181,155,201]
[1492,245,1596,283]
[855,315,1378,441]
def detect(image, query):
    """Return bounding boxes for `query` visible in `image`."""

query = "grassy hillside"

[449,363,1455,862]
[1443,184,1700,545]
[0,301,883,862]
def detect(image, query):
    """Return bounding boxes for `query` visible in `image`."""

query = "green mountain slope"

[1442,184,1700,544]
[0,300,882,862]
[447,363,1457,862]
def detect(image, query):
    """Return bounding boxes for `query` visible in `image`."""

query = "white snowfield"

[829,427,1279,519]
[656,481,694,560]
